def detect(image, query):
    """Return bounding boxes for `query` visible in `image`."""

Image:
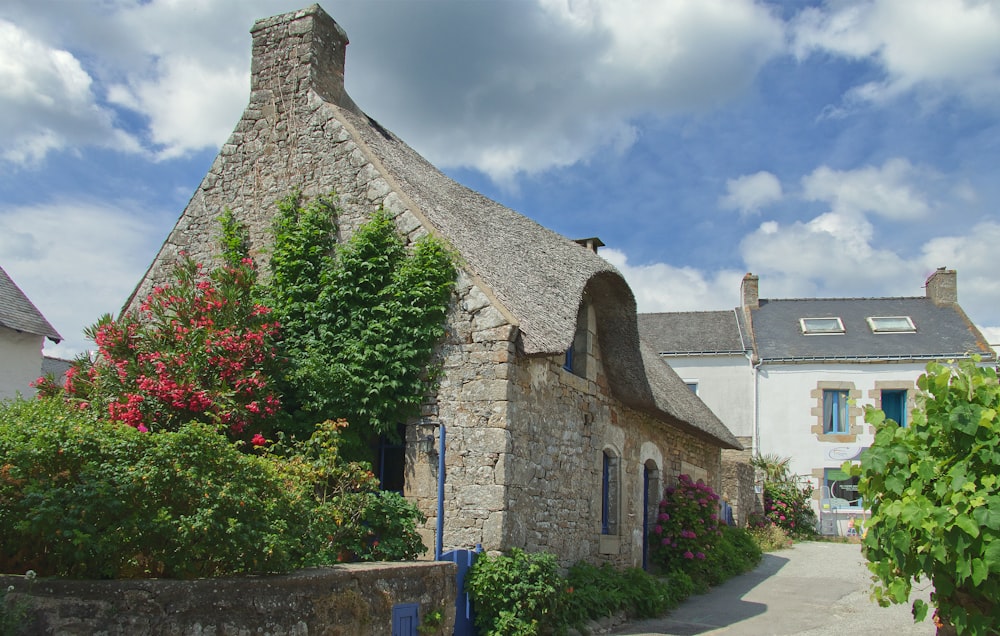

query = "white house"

[0,265,62,400]
[638,268,995,535]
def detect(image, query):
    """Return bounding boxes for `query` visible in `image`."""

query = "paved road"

[615,541,935,636]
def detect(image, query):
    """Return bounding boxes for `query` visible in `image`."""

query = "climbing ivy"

[851,357,1000,635]
[265,192,456,455]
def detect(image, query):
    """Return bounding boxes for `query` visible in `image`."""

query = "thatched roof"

[128,4,739,449]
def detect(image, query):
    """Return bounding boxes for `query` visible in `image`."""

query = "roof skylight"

[867,316,916,333]
[800,317,845,335]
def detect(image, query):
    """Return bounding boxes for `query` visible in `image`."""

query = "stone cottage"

[125,4,740,568]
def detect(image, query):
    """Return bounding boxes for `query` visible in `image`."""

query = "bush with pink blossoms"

[648,475,721,573]
[760,481,816,539]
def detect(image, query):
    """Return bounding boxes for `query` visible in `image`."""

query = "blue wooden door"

[440,546,481,636]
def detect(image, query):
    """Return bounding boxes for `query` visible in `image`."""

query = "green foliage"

[465,549,566,636]
[266,192,456,454]
[760,481,817,538]
[853,358,1000,635]
[0,398,425,578]
[563,562,681,624]
[467,543,756,635]
[0,397,306,577]
[701,525,762,587]
[750,452,793,483]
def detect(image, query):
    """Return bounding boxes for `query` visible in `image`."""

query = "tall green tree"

[852,358,1000,635]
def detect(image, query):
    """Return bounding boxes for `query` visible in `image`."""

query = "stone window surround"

[810,381,863,442]
[869,380,915,427]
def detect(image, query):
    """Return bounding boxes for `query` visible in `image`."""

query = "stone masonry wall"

[501,303,722,568]
[2,562,455,636]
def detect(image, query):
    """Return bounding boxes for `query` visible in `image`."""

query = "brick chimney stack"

[741,273,759,309]
[249,4,360,113]
[925,267,958,305]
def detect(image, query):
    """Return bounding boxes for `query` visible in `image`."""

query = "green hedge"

[0,398,424,578]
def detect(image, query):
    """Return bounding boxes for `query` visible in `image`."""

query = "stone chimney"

[573,237,605,253]
[925,267,958,305]
[741,273,759,309]
[249,4,360,113]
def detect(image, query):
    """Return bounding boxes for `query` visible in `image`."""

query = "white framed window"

[823,389,849,434]
[685,381,698,394]
[800,317,845,335]
[867,316,916,333]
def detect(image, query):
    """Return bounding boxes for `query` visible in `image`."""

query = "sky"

[1,0,999,359]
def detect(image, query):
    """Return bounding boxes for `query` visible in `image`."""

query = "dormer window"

[867,316,916,333]
[800,317,845,335]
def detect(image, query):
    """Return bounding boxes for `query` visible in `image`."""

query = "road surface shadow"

[614,552,790,635]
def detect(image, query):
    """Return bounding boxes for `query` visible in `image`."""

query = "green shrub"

[562,561,677,626]
[0,398,308,577]
[465,549,566,636]
[0,399,425,578]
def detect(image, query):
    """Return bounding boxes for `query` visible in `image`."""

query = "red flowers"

[57,252,283,445]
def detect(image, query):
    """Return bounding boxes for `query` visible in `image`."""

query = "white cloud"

[601,248,743,313]
[800,159,933,220]
[920,220,1000,329]
[359,0,787,182]
[0,20,140,164]
[719,171,783,216]
[793,0,1000,107]
[107,56,248,159]
[0,202,172,358]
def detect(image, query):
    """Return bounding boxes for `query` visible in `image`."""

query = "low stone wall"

[1,561,455,636]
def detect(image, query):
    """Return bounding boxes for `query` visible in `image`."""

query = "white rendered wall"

[663,355,754,440]
[0,327,44,400]
[756,361,928,529]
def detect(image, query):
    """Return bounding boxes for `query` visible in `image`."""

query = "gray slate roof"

[638,310,746,355]
[751,297,993,361]
[0,265,61,342]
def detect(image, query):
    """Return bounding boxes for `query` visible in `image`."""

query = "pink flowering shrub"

[759,481,816,538]
[36,247,281,445]
[648,474,721,573]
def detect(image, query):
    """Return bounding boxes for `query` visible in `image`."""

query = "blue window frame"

[881,389,907,427]
[823,389,849,434]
